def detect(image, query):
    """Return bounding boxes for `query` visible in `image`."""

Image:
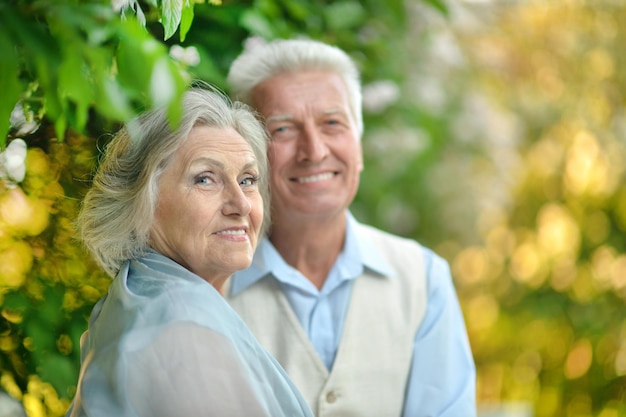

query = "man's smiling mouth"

[293,172,336,183]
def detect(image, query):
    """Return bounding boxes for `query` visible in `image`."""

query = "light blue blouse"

[66,251,313,417]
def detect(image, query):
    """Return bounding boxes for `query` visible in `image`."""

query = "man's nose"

[297,124,329,164]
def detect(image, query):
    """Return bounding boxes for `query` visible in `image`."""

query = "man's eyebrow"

[266,114,294,124]
[322,108,346,116]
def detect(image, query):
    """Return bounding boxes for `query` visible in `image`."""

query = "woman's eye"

[240,176,259,187]
[194,174,214,185]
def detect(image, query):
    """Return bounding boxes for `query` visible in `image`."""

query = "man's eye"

[270,125,297,141]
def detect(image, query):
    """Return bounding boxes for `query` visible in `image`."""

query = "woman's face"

[150,125,264,290]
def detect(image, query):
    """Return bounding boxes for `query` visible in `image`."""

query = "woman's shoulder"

[118,254,226,323]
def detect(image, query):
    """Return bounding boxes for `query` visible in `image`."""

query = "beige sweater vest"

[226,224,427,417]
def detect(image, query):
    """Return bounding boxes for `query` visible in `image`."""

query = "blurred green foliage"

[405,3,626,416]
[2,1,626,417]
[0,0,193,149]
[0,1,439,415]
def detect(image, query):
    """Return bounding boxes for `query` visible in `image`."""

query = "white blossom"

[111,0,130,12]
[10,103,39,137]
[169,45,201,66]
[0,138,27,185]
[362,80,400,114]
[113,0,146,26]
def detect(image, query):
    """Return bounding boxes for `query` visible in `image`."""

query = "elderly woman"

[66,86,313,417]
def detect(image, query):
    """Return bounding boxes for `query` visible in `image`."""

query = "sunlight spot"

[610,255,626,291]
[536,203,580,258]
[510,241,546,287]
[564,339,593,379]
[467,294,500,331]
[453,246,491,286]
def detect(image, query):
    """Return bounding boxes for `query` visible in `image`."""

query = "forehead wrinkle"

[266,108,346,124]
[189,156,258,172]
[190,157,223,168]
[322,108,345,116]
[241,160,259,172]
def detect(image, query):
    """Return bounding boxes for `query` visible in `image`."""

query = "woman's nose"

[221,184,252,216]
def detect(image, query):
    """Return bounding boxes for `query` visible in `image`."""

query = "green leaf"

[41,68,62,120]
[26,318,57,353]
[149,57,187,125]
[282,0,309,21]
[0,32,21,149]
[116,19,169,94]
[179,1,195,42]
[240,9,275,39]
[95,78,134,121]
[161,0,183,40]
[38,354,77,398]
[323,1,366,31]
[188,50,224,85]
[150,57,178,107]
[116,38,153,93]
[54,116,67,142]
[424,0,448,15]
[58,48,93,131]
[39,285,66,327]
[2,291,30,312]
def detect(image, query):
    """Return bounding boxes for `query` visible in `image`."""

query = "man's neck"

[269,212,347,290]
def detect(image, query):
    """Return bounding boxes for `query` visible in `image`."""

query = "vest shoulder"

[356,223,424,254]
[355,223,430,284]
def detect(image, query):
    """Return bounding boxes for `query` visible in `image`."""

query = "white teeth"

[217,229,246,235]
[297,172,334,183]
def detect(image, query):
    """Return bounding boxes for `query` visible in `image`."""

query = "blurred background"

[1,0,625,416]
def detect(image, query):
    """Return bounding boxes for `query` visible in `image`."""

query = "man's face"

[251,70,363,223]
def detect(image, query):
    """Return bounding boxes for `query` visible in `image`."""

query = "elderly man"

[225,38,476,417]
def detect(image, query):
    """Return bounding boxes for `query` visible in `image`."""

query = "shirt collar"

[228,237,285,295]
[345,212,395,277]
[228,212,394,296]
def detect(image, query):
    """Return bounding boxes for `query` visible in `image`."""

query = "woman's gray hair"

[227,38,363,136]
[77,84,270,277]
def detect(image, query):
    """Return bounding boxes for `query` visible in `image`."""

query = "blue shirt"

[67,252,313,417]
[231,213,476,416]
